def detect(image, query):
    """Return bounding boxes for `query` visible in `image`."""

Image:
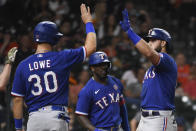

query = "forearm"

[120,103,130,131]
[126,29,160,65]
[13,97,23,119]
[77,115,95,131]
[135,39,160,65]
[0,64,12,90]
[84,23,97,57]
[130,119,138,131]
[13,97,23,130]
[120,9,160,65]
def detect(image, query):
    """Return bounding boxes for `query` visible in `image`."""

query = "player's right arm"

[11,63,25,131]
[80,3,96,57]
[77,115,96,131]
[119,9,160,65]
[12,96,24,131]
[75,87,104,131]
[77,115,106,131]
[75,88,95,130]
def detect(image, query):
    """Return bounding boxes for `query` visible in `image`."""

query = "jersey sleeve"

[59,46,86,67]
[156,53,177,72]
[11,64,25,97]
[75,87,92,115]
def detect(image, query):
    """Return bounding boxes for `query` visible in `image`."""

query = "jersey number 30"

[28,71,58,96]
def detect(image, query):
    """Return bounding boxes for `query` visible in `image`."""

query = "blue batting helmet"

[146,28,171,44]
[33,21,63,45]
[89,51,111,67]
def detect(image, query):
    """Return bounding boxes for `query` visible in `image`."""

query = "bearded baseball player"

[75,51,130,131]
[11,4,96,131]
[120,9,177,131]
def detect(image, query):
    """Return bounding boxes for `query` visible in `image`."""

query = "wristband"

[127,28,141,45]
[86,22,95,34]
[14,118,22,130]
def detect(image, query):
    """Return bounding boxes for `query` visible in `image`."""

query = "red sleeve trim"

[119,99,125,106]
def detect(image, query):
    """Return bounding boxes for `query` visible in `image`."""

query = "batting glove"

[5,47,18,64]
[119,9,132,32]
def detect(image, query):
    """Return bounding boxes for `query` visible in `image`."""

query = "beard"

[155,46,162,53]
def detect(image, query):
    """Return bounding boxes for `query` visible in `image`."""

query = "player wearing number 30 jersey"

[11,4,96,131]
[12,46,85,112]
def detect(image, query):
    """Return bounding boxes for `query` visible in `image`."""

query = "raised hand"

[80,4,93,24]
[119,9,131,32]
[5,47,18,64]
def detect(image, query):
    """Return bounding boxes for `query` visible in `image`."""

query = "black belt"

[99,125,120,131]
[142,110,174,117]
[142,111,160,117]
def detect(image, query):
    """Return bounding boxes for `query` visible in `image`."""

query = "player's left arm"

[12,96,24,131]
[120,95,131,131]
[120,9,160,65]
[116,77,130,131]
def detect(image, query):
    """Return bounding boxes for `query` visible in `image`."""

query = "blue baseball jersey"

[11,47,86,112]
[141,53,177,110]
[75,75,124,128]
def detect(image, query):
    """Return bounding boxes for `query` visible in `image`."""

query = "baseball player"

[119,9,177,131]
[11,4,96,131]
[75,51,130,131]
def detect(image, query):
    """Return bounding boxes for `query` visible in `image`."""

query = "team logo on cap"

[99,53,105,59]
[113,84,118,90]
[148,29,152,35]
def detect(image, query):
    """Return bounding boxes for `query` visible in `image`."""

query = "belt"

[37,105,67,112]
[142,111,160,117]
[141,109,174,117]
[99,125,120,131]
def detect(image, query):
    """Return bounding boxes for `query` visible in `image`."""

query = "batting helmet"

[89,51,111,67]
[146,28,171,44]
[33,21,63,45]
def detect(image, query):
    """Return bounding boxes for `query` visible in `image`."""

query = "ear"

[161,41,167,47]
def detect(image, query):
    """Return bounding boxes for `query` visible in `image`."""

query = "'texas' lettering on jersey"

[28,60,51,71]
[95,93,121,109]
[143,68,155,81]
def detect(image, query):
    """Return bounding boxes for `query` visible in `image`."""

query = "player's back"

[12,47,85,112]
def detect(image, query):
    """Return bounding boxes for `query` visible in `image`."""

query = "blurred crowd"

[0,0,196,131]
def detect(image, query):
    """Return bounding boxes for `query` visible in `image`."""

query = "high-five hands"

[119,9,141,45]
[119,9,131,32]
[80,4,93,24]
